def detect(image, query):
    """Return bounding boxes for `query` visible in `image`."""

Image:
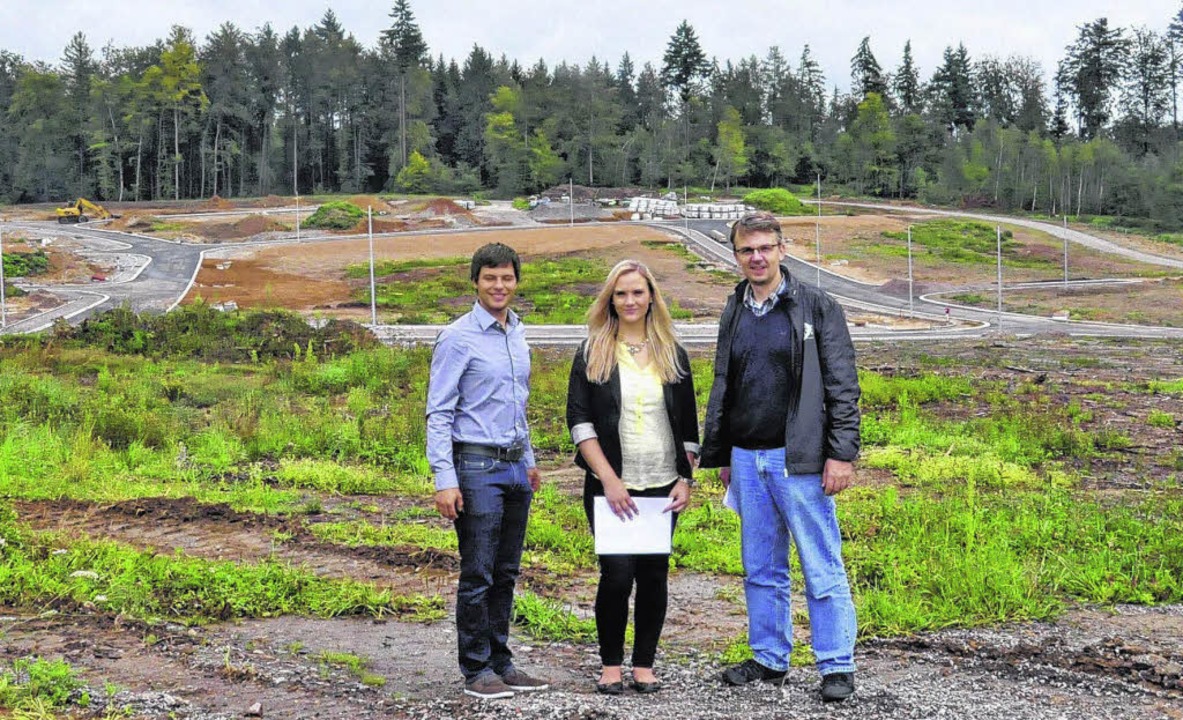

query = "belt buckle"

[505,444,523,461]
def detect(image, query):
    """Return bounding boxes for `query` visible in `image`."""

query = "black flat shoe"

[631,680,663,693]
[596,681,624,695]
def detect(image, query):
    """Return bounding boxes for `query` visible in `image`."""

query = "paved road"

[1,219,204,332]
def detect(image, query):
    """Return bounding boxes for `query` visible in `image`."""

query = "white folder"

[593,496,673,555]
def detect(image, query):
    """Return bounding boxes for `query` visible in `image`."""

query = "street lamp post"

[996,226,1004,330]
[368,207,377,326]
[907,226,914,317]
[815,174,822,287]
[0,220,7,329]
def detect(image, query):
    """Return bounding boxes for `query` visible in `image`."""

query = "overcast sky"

[3,1,1179,90]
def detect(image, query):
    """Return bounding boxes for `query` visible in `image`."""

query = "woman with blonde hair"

[566,259,699,694]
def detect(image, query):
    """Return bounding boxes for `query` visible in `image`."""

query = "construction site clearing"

[5,193,1179,331]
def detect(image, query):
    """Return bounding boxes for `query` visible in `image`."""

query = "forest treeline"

[4,2,1183,230]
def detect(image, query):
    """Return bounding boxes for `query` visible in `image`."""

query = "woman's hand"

[664,479,691,513]
[603,478,638,520]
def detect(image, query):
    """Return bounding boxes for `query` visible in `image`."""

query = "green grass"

[0,657,81,711]
[310,520,457,551]
[1,250,50,277]
[1,308,1181,653]
[880,220,1054,269]
[345,255,696,324]
[0,507,446,624]
[316,651,387,687]
[1148,410,1176,428]
[512,590,597,643]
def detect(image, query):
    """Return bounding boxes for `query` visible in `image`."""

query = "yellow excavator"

[55,198,120,224]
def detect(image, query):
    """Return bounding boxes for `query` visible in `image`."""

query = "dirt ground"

[939,277,1183,327]
[2,338,1181,718]
[185,225,737,320]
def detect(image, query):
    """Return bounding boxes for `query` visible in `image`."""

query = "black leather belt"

[453,442,524,462]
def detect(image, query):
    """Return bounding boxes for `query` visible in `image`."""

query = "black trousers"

[583,474,678,668]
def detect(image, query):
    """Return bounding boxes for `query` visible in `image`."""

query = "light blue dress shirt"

[426,301,536,491]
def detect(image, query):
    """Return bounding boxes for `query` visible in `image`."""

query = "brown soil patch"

[943,277,1183,327]
[200,214,289,241]
[186,257,354,310]
[188,225,730,318]
[418,198,469,216]
[200,194,236,211]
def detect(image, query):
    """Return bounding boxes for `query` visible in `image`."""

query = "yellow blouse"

[617,343,679,490]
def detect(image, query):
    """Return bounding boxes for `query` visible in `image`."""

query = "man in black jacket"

[700,212,860,702]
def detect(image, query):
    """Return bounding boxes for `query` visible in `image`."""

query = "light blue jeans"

[731,446,857,676]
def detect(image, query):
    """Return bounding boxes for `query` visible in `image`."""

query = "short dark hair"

[470,243,521,283]
[729,211,784,248]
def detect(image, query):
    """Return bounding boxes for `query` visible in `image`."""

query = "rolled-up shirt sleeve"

[426,329,468,491]
[571,422,598,445]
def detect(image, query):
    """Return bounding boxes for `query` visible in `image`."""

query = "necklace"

[620,336,649,356]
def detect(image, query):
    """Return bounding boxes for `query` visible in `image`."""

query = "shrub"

[742,188,807,215]
[51,305,378,362]
[1,250,50,277]
[302,201,364,230]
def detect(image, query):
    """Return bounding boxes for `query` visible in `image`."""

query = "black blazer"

[566,342,699,481]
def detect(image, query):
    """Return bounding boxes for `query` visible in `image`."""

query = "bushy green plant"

[1,250,50,278]
[51,305,377,362]
[302,201,365,230]
[742,188,807,215]
[0,657,81,710]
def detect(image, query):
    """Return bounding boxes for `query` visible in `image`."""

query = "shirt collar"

[743,274,787,313]
[472,301,519,331]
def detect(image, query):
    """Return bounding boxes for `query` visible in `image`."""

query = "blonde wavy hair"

[583,260,686,384]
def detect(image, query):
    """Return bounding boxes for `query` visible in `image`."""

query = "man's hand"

[664,479,691,513]
[720,467,731,489]
[821,459,854,496]
[527,467,542,492]
[435,488,464,520]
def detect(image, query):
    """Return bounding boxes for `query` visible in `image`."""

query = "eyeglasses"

[734,243,782,260]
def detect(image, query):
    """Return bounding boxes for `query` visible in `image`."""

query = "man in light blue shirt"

[426,242,547,700]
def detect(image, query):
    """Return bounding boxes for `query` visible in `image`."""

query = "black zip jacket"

[566,343,699,481]
[700,267,860,473]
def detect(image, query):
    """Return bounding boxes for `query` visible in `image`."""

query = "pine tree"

[660,20,710,108]
[893,40,922,115]
[381,0,429,170]
[929,44,975,134]
[851,37,887,100]
[1120,26,1170,154]
[61,32,96,196]
[1062,18,1130,140]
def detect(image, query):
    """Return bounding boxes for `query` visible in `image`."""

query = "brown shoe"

[500,668,549,692]
[464,674,515,700]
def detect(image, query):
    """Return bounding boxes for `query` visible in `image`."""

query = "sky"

[2,1,1179,91]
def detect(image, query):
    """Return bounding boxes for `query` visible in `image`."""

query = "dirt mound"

[199,214,287,241]
[417,198,470,217]
[200,194,235,211]
[369,218,411,233]
[121,215,159,231]
[346,195,387,212]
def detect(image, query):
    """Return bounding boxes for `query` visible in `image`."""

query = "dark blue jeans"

[453,452,534,681]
